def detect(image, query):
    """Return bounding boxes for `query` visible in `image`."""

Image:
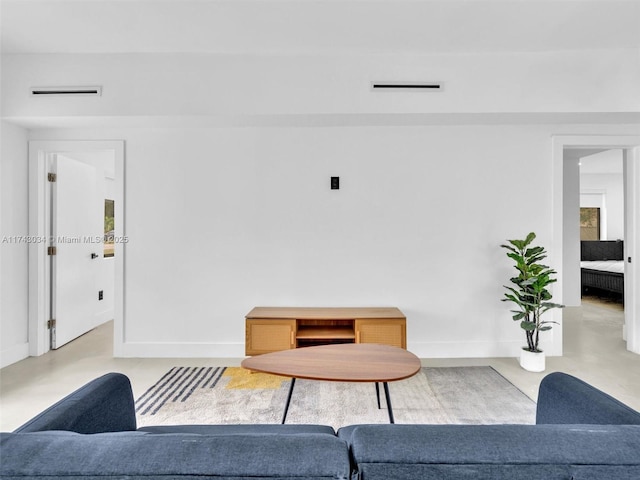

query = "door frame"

[552,135,640,355]
[28,140,125,356]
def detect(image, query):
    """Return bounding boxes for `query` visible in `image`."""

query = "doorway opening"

[578,150,625,305]
[28,141,124,356]
[554,136,640,356]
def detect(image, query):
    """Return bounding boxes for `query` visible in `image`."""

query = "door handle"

[91,253,99,259]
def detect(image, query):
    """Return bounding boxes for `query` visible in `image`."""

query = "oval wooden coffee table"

[241,343,421,424]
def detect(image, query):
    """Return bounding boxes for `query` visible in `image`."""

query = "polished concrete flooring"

[2,297,639,432]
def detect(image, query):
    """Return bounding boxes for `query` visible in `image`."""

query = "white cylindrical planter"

[519,349,545,372]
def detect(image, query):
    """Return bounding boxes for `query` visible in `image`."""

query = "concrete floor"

[1,296,639,432]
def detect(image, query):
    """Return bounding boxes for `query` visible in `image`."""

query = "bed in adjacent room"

[580,240,624,298]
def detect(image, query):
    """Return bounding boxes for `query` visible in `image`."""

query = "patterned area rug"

[135,366,536,429]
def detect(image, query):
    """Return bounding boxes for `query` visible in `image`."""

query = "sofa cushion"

[343,424,640,480]
[0,431,351,479]
[139,424,336,435]
[536,372,640,425]
[13,372,136,434]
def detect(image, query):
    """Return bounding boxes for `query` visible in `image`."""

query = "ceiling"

[580,149,624,174]
[2,0,640,55]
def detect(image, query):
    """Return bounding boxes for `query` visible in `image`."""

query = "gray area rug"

[135,366,536,429]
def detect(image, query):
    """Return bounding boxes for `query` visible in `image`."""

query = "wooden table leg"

[383,382,394,424]
[281,377,296,424]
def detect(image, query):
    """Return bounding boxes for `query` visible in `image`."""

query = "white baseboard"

[115,340,530,359]
[117,342,245,358]
[1,342,30,368]
[8,339,550,361]
[408,340,528,359]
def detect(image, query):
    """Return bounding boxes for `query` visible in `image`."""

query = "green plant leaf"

[500,244,517,253]
[520,321,537,331]
[502,294,521,304]
[541,302,564,309]
[539,320,559,326]
[528,249,546,257]
[506,252,524,263]
[509,239,526,250]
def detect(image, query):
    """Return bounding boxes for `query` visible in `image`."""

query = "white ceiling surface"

[2,0,640,55]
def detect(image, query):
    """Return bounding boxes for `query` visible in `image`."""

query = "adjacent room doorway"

[554,135,640,355]
[28,141,125,356]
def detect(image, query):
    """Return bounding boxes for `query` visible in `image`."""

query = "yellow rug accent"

[223,367,287,389]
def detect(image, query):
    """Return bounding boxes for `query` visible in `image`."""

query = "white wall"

[30,123,629,359]
[8,123,640,361]
[2,47,639,361]
[3,49,640,122]
[1,121,29,367]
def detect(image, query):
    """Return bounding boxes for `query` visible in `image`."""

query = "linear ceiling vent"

[372,82,443,91]
[30,86,102,97]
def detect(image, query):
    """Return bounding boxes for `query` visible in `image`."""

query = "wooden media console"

[245,307,406,356]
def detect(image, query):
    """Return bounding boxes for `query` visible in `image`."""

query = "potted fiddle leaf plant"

[501,232,563,372]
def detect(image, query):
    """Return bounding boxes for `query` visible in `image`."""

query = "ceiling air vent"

[372,82,443,91]
[30,86,102,96]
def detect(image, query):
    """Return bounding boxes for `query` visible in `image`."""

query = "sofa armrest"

[13,373,137,433]
[536,372,640,425]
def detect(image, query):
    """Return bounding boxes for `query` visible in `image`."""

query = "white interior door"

[51,155,102,349]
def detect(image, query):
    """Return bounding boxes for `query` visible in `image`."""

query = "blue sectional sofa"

[1,371,639,479]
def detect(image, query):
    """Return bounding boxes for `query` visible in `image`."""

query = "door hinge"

[47,173,57,182]
[47,246,57,255]
[47,319,56,329]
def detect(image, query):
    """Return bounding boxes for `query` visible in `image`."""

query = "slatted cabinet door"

[245,319,296,356]
[355,319,406,349]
